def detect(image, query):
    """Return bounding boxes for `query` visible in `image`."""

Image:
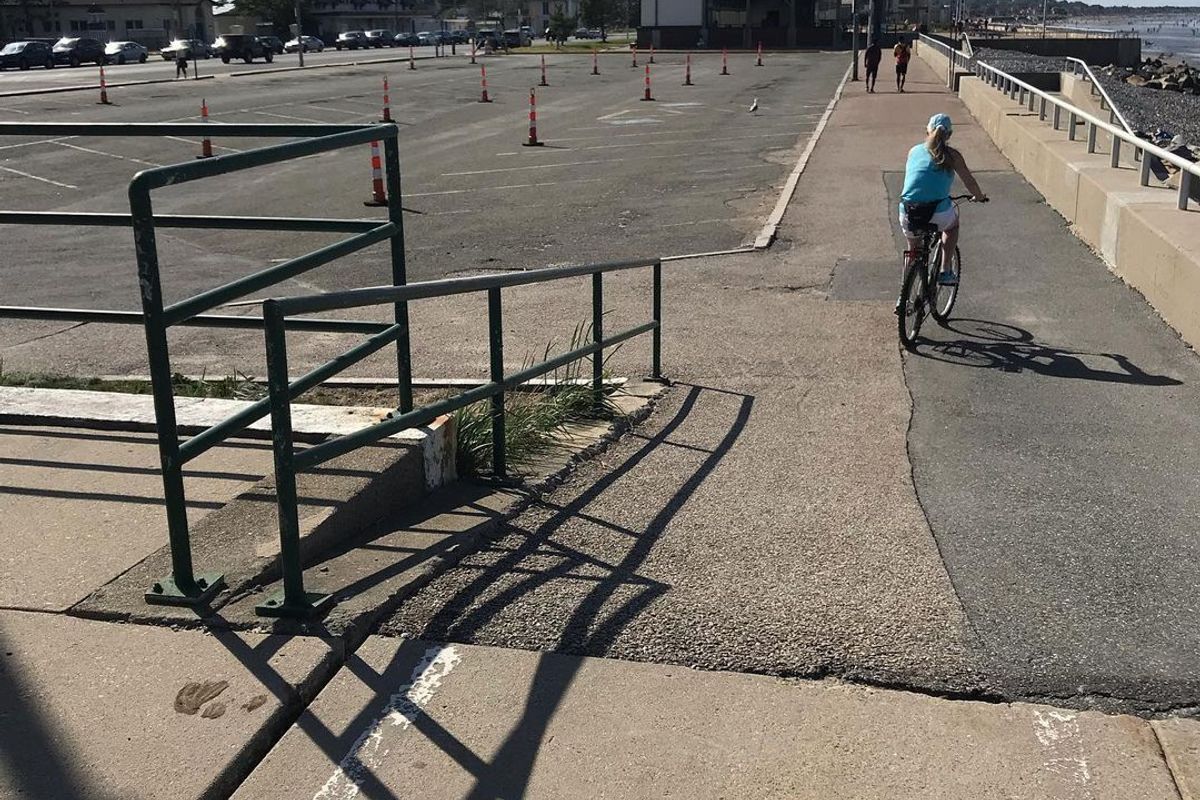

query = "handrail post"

[382,134,413,414]
[487,287,506,478]
[592,272,604,412]
[1179,172,1191,211]
[1087,122,1097,154]
[134,183,225,608]
[1140,150,1152,186]
[256,300,331,618]
[1052,104,1061,130]
[1039,97,1047,121]
[651,261,662,381]
[1068,112,1077,141]
[1111,135,1121,168]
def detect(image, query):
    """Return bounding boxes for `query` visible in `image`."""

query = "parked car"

[0,40,54,70]
[503,29,531,47]
[334,30,367,50]
[393,32,420,46]
[257,35,285,55]
[364,29,394,47]
[51,37,106,67]
[415,31,435,45]
[284,35,324,53]
[161,39,211,60]
[449,30,470,44]
[573,27,596,39]
[104,40,149,64]
[474,29,502,48]
[212,34,273,63]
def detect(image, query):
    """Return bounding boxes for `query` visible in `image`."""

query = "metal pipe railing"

[972,59,1199,211]
[1064,56,1134,136]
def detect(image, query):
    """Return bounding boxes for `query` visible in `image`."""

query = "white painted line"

[406,177,605,198]
[607,118,662,126]
[251,110,329,123]
[0,136,74,152]
[442,150,736,177]
[577,131,803,152]
[313,645,461,800]
[0,105,31,115]
[53,141,162,167]
[597,109,631,120]
[661,108,685,115]
[163,135,243,153]
[0,165,77,189]
[753,62,852,250]
[662,245,756,261]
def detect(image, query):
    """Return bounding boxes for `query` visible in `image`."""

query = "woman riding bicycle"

[899,114,988,288]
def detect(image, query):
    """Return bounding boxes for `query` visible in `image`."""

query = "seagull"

[749,97,759,114]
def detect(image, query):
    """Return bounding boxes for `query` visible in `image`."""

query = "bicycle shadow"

[915,318,1183,386]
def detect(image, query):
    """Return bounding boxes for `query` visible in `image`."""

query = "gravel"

[1092,69,1200,146]
[970,47,1068,74]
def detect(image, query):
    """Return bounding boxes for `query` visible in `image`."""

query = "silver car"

[104,40,149,64]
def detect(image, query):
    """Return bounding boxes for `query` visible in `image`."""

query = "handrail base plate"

[144,572,226,607]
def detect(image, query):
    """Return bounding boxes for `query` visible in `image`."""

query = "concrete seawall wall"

[956,73,1200,348]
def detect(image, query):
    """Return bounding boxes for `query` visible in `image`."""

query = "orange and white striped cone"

[523,88,544,147]
[756,41,763,66]
[196,98,213,159]
[97,64,112,105]
[479,64,492,102]
[539,54,548,86]
[649,45,655,64]
[631,45,637,68]
[591,50,599,75]
[721,47,729,75]
[683,53,693,85]
[409,45,416,70]
[363,140,388,206]
[641,63,654,101]
[380,76,392,122]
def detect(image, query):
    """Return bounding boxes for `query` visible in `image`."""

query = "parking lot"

[0,51,845,374]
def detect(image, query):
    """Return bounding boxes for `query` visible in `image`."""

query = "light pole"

[851,0,860,81]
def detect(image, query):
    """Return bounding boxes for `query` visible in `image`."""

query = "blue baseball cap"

[928,113,953,133]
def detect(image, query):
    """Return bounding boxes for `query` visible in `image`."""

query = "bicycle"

[897,194,985,351]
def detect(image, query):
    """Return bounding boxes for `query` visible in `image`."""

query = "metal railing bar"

[292,320,657,472]
[177,396,273,464]
[274,257,661,317]
[0,211,383,233]
[0,306,392,334]
[129,125,394,193]
[0,122,373,138]
[1064,57,1133,135]
[284,322,406,402]
[162,222,396,326]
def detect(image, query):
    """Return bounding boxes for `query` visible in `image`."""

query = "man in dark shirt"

[863,41,882,93]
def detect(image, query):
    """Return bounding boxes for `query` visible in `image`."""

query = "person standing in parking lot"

[175,50,188,79]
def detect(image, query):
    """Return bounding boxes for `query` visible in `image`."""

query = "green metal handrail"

[0,120,411,611]
[253,257,664,618]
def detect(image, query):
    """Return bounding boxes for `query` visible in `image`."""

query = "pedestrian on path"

[175,51,188,79]
[893,38,911,92]
[864,40,882,92]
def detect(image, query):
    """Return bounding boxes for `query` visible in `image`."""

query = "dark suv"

[335,31,367,50]
[257,35,285,54]
[212,34,274,64]
[52,37,106,67]
[0,40,54,70]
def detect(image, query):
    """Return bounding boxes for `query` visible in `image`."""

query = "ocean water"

[1072,14,1200,63]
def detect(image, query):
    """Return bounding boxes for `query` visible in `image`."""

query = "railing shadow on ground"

[916,318,1183,386]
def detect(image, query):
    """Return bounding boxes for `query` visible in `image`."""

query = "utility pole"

[868,0,881,44]
[294,0,305,66]
[1040,0,1048,38]
[851,0,859,81]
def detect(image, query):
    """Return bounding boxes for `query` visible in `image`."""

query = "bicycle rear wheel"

[930,242,962,325]
[897,252,927,351]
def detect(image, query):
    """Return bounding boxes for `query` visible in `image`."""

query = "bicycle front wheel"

[930,242,962,325]
[898,253,927,351]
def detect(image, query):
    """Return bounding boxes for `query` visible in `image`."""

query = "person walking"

[893,38,911,92]
[175,50,189,79]
[863,40,882,93]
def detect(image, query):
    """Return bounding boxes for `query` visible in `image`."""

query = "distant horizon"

[1082,1,1200,8]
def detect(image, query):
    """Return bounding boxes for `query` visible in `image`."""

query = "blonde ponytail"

[925,126,950,169]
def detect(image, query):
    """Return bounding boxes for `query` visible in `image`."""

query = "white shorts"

[898,203,959,238]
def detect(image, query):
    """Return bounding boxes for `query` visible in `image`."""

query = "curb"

[0,73,214,99]
[227,52,446,78]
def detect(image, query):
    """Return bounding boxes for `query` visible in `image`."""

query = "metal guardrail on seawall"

[1064,56,1134,135]
[971,60,1198,210]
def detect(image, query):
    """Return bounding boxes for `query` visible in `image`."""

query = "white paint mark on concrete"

[1032,709,1094,792]
[405,177,604,198]
[53,141,162,167]
[251,110,331,124]
[313,645,462,800]
[607,118,662,125]
[0,136,74,152]
[597,109,631,120]
[164,135,243,153]
[0,165,78,189]
[0,105,31,115]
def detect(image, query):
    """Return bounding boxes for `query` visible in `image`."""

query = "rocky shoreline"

[1092,65,1200,150]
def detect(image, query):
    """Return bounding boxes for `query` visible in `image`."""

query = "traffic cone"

[523,88,544,147]
[756,41,763,66]
[470,42,477,64]
[97,64,112,105]
[363,140,388,206]
[649,45,655,64]
[683,53,693,85]
[539,54,548,86]
[196,98,213,159]
[641,64,654,101]
[631,45,637,68]
[409,45,416,70]
[479,64,492,102]
[721,47,729,75]
[380,76,392,122]
[591,50,599,75]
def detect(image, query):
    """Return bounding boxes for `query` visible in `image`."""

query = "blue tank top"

[900,143,954,212]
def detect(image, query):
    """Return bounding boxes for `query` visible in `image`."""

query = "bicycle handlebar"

[950,193,988,202]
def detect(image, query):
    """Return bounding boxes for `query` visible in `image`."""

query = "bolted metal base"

[644,374,671,385]
[523,140,544,147]
[255,589,334,619]
[145,572,226,607]
[363,198,388,207]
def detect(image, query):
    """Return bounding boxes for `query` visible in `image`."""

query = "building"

[526,0,581,35]
[639,0,827,49]
[1,0,215,47]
